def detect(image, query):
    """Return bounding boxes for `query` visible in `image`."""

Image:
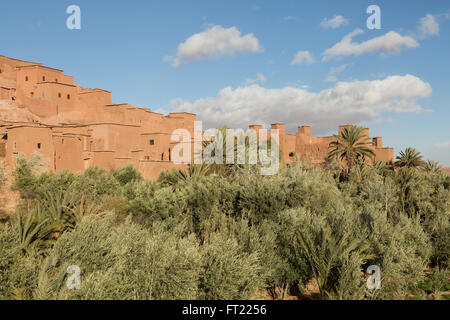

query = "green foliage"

[198,231,263,299]
[31,215,202,299]
[1,148,449,300]
[112,164,143,186]
[12,152,45,198]
[395,147,426,169]
[70,166,121,200]
[0,222,40,299]
[328,126,375,175]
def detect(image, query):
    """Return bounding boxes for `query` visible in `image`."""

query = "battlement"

[0,55,395,177]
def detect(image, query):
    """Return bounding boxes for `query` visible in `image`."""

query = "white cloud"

[323,29,419,61]
[171,75,432,134]
[373,117,394,124]
[417,14,440,39]
[435,141,450,149]
[325,64,348,82]
[291,51,315,65]
[244,73,267,85]
[165,25,262,67]
[320,15,349,29]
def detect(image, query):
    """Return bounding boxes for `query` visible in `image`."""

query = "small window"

[144,156,150,160]
[289,152,295,157]
[149,139,155,145]
[62,139,64,144]
[0,69,2,74]
[2,134,7,140]
[55,78,58,83]
[25,76,28,81]
[161,153,164,161]
[30,92,34,98]
[58,93,61,98]
[42,76,46,81]
[37,143,41,149]
[67,94,70,100]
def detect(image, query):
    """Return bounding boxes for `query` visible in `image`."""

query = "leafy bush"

[31,214,202,300]
[12,152,44,198]
[1,155,448,300]
[112,164,143,186]
[198,231,263,300]
[0,222,40,299]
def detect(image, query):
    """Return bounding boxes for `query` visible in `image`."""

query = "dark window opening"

[30,92,34,98]
[58,93,61,98]
[62,139,64,144]
[149,139,155,145]
[161,153,164,161]
[67,94,70,100]
[25,76,28,81]
[55,79,58,83]
[289,152,295,157]
[2,134,7,140]
[144,156,150,160]
[169,148,171,161]
[42,76,46,81]
[0,69,2,74]
[37,143,41,149]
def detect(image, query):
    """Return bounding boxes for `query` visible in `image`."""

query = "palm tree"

[157,163,211,188]
[373,160,393,177]
[394,147,426,169]
[296,226,374,299]
[328,126,375,175]
[13,205,53,253]
[202,126,283,176]
[423,160,442,173]
[395,167,420,217]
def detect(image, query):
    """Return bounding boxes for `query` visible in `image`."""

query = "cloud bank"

[323,29,419,61]
[291,51,315,65]
[165,25,262,67]
[171,75,432,134]
[320,15,349,29]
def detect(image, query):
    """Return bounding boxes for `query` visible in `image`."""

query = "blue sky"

[1,0,449,165]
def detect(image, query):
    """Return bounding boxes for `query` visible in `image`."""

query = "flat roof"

[169,112,196,116]
[0,55,41,65]
[16,64,64,72]
[87,122,141,127]
[37,81,76,87]
[79,88,111,94]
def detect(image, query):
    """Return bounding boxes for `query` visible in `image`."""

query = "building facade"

[0,55,394,179]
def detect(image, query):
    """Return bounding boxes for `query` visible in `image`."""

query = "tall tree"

[394,147,426,169]
[327,126,375,175]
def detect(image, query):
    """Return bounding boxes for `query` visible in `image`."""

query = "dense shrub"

[0,222,40,299]
[2,156,449,300]
[198,231,263,299]
[30,215,202,300]
[112,164,143,186]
